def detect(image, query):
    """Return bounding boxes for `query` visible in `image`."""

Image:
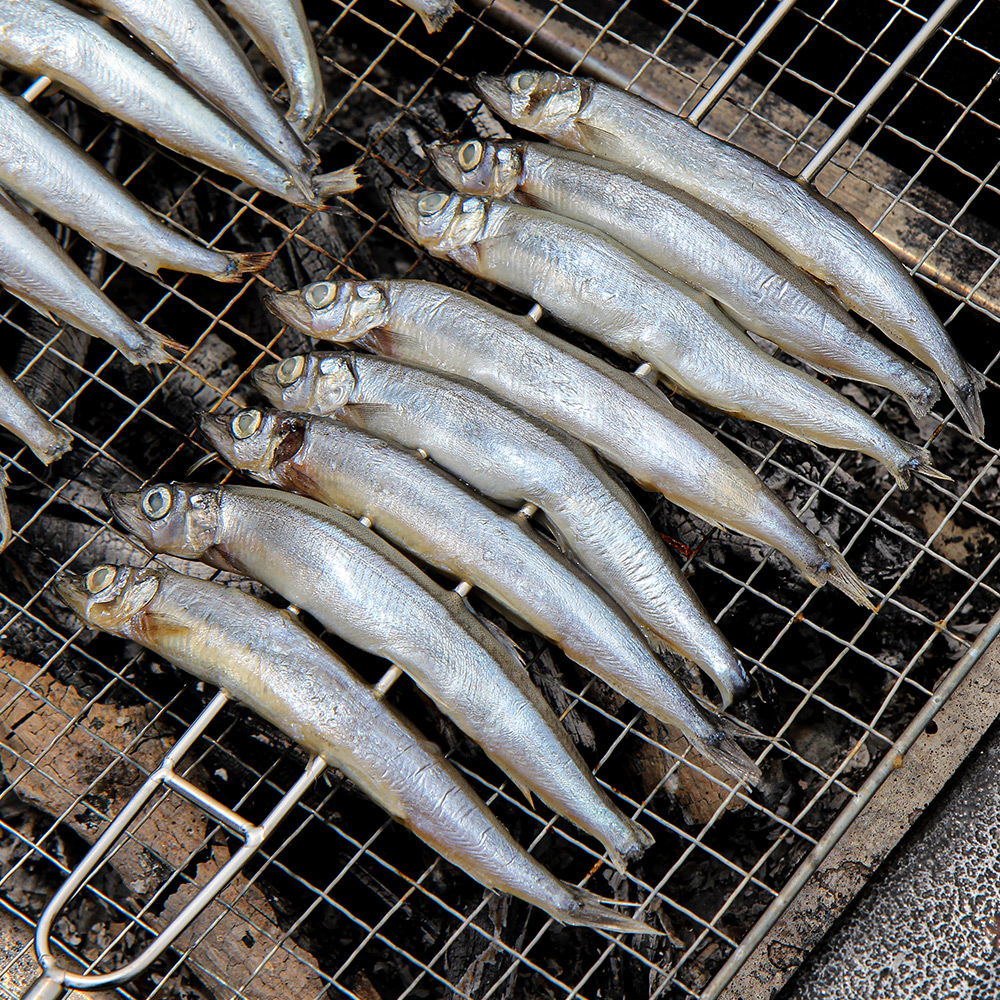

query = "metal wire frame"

[0,0,998,997]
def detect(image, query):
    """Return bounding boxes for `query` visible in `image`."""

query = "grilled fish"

[0,87,270,282]
[474,70,984,437]
[430,138,940,419]
[59,564,655,933]
[87,0,318,178]
[391,189,943,491]
[0,365,73,466]
[220,0,325,138]
[199,405,759,776]
[252,344,752,706]
[261,278,874,608]
[0,190,175,368]
[0,0,353,206]
[105,482,653,869]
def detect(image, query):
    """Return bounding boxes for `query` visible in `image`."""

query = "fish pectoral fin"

[575,119,634,161]
[337,401,398,428]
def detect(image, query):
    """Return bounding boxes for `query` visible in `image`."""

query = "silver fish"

[0,87,270,282]
[220,0,325,138]
[0,365,72,466]
[0,190,175,368]
[199,405,759,780]
[0,0,354,206]
[262,278,874,609]
[252,343,752,707]
[430,137,940,420]
[474,70,984,437]
[87,0,318,178]
[391,189,945,491]
[0,468,9,552]
[58,564,655,933]
[105,482,652,870]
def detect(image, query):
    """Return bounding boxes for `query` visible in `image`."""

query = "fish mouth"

[262,288,314,334]
[425,142,462,189]
[103,489,146,537]
[387,187,422,241]
[195,411,233,458]
[55,573,90,621]
[472,73,512,117]
[251,364,282,406]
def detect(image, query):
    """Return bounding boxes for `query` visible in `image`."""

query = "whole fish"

[0,0,355,206]
[0,366,73,465]
[0,87,270,282]
[430,138,940,420]
[87,0,319,178]
[474,70,984,437]
[252,346,752,706]
[391,189,944,491]
[58,564,654,933]
[0,190,175,368]
[220,0,325,138]
[262,279,874,609]
[105,482,653,869]
[199,405,760,774]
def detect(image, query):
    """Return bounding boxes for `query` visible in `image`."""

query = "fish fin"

[622,817,656,862]
[0,470,11,553]
[554,884,662,935]
[806,545,878,612]
[575,119,636,162]
[224,251,275,282]
[314,165,362,201]
[889,441,953,490]
[119,324,181,368]
[335,401,397,427]
[941,366,986,439]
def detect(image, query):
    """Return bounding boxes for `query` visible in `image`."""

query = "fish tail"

[554,883,662,935]
[118,323,181,369]
[889,440,953,490]
[898,366,941,419]
[420,0,457,31]
[808,545,878,611]
[613,817,655,873]
[941,364,986,438]
[223,250,275,282]
[314,165,362,202]
[692,728,761,787]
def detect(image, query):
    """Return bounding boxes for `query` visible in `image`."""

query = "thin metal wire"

[1,1,998,998]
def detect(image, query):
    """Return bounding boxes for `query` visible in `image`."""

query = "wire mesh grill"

[1,1,999,997]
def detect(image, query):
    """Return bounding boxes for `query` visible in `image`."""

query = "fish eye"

[277,356,305,385]
[232,409,263,439]
[417,192,450,216]
[510,70,538,93]
[304,282,337,310]
[86,565,117,594]
[458,140,484,171]
[141,486,173,521]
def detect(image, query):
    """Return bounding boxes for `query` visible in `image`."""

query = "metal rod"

[687,0,800,126]
[23,693,326,995]
[798,0,963,182]
[704,601,1000,999]
[21,77,52,103]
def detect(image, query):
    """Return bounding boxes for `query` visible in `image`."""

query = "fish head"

[57,564,162,635]
[428,138,525,198]
[197,408,295,478]
[389,188,489,256]
[255,353,358,415]
[104,483,220,559]
[473,70,589,146]
[264,280,389,342]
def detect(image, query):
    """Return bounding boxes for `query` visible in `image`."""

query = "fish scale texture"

[785,733,1000,999]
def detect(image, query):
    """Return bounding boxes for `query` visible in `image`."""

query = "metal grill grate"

[1,1,999,998]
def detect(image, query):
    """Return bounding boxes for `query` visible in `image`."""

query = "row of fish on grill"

[0,2,983,934]
[0,0,369,543]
